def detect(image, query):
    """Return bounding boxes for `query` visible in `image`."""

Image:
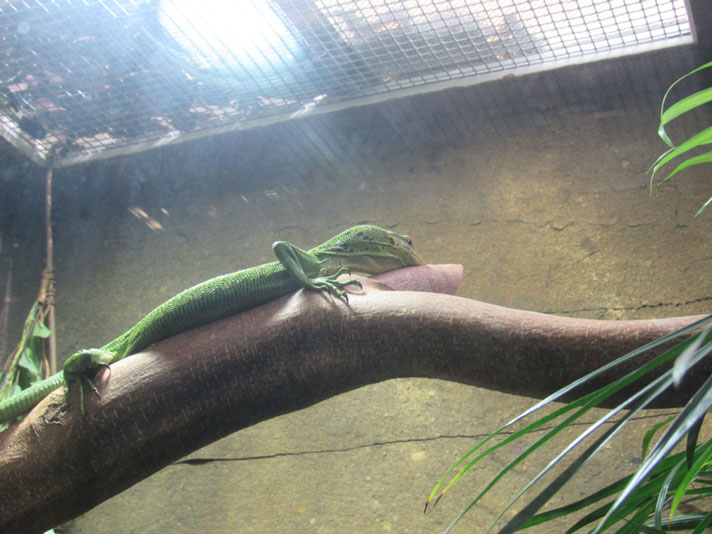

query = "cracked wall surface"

[1,45,711,533]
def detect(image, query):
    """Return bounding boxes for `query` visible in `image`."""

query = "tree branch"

[0,264,704,533]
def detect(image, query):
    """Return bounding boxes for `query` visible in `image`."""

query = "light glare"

[159,0,298,72]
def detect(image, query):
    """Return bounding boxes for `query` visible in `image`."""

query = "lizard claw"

[312,272,362,303]
[64,373,102,416]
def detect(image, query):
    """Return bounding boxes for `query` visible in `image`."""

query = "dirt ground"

[2,45,712,533]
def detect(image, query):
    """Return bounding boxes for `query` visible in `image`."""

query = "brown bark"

[0,264,705,533]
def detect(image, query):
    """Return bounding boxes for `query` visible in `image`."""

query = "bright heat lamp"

[158,0,298,73]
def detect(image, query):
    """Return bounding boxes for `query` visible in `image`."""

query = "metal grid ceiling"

[0,0,691,167]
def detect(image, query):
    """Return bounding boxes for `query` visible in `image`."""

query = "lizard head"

[313,225,426,275]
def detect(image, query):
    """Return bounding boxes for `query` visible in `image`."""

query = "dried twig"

[43,166,56,375]
[0,259,11,367]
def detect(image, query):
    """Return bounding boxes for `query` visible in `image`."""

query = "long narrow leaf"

[432,317,712,532]
[673,329,709,387]
[650,125,712,176]
[654,459,684,530]
[497,370,677,534]
[691,510,712,533]
[440,396,604,532]
[431,317,711,529]
[499,327,712,533]
[660,87,712,131]
[440,342,680,525]
[658,60,712,146]
[526,451,690,531]
[569,451,689,533]
[427,378,636,510]
[658,151,712,183]
[695,195,712,217]
[621,504,666,534]
[686,414,705,469]
[648,513,712,532]
[561,453,688,533]
[425,396,587,509]
[670,439,712,518]
[599,366,712,530]
[610,488,662,534]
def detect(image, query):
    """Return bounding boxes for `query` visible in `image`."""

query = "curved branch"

[0,264,704,533]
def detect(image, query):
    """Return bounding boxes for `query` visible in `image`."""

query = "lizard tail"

[0,373,64,425]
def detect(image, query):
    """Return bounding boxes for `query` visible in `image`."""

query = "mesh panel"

[0,0,691,167]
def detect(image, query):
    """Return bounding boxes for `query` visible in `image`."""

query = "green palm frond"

[427,316,712,533]
[650,60,712,214]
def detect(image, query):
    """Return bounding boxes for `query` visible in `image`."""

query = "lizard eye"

[388,236,397,246]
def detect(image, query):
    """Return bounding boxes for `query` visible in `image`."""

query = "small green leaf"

[687,415,705,470]
[31,320,51,339]
[17,348,42,378]
[658,60,712,146]
[652,61,712,215]
[659,151,712,184]
[660,87,712,130]
[651,126,712,176]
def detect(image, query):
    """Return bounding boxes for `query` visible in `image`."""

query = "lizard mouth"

[408,250,427,266]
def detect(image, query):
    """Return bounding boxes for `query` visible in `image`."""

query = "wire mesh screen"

[0,0,691,167]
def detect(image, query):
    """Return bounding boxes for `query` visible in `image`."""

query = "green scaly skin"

[0,225,424,426]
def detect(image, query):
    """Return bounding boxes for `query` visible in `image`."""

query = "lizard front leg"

[62,348,115,415]
[272,241,361,300]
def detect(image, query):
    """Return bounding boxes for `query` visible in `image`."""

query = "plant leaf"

[430,316,712,530]
[525,450,696,532]
[651,126,712,177]
[686,415,704,470]
[695,195,712,217]
[673,328,709,387]
[670,439,712,518]
[497,370,676,534]
[441,347,675,531]
[658,60,712,146]
[660,87,712,132]
[660,150,712,183]
[600,368,712,530]
[654,458,683,530]
[31,320,51,339]
[17,347,42,378]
